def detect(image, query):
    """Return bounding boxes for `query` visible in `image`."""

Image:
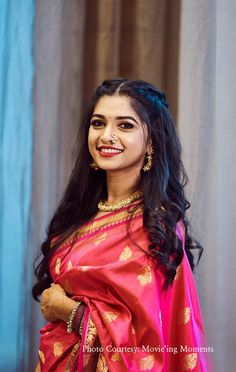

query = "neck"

[106,169,141,202]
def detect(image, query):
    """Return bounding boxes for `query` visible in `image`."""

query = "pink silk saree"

[38,205,211,371]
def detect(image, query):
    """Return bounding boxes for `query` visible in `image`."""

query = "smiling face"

[88,95,151,175]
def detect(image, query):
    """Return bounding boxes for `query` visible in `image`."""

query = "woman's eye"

[119,122,134,129]
[90,120,104,128]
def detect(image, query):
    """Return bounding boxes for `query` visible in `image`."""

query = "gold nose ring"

[111,134,118,145]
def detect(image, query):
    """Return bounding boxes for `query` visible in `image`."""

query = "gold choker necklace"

[98,190,143,212]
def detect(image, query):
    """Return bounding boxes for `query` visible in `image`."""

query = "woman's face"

[88,95,150,174]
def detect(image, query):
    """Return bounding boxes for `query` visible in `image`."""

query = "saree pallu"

[38,206,210,371]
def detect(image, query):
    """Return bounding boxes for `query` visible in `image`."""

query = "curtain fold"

[81,0,179,116]
[178,1,236,371]
[0,1,34,370]
[29,1,85,371]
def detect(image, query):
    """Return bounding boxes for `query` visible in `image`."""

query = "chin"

[99,164,123,171]
[100,166,120,171]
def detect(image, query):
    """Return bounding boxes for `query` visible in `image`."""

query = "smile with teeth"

[98,147,123,154]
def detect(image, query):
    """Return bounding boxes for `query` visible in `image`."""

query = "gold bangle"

[66,302,81,334]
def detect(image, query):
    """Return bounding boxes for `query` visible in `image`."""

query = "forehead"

[93,95,139,119]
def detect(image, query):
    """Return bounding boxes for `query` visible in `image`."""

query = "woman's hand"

[40,284,76,323]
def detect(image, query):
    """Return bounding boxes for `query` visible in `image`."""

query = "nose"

[99,125,117,144]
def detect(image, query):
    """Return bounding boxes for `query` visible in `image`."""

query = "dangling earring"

[142,148,153,172]
[90,160,99,170]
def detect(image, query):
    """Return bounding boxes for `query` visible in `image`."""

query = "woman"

[33,79,210,371]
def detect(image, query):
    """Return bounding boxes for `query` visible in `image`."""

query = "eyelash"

[90,120,134,130]
[90,120,104,128]
[120,122,134,129]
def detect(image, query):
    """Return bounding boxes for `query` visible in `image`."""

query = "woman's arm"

[40,284,76,322]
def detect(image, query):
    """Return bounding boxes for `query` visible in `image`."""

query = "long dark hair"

[32,78,203,300]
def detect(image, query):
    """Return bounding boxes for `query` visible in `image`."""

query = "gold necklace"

[98,190,143,212]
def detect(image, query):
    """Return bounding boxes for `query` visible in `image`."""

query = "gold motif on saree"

[137,266,153,286]
[95,232,107,245]
[78,207,143,239]
[52,206,143,252]
[174,265,182,281]
[67,260,73,270]
[65,342,80,371]
[82,316,100,369]
[86,317,98,344]
[81,266,90,272]
[38,350,45,364]
[183,353,198,370]
[139,354,154,370]
[53,341,63,357]
[131,325,136,334]
[111,352,121,361]
[55,257,61,274]
[96,353,109,371]
[119,246,132,261]
[178,307,191,325]
[103,311,118,323]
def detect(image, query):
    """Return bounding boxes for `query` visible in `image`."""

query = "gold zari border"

[55,205,143,250]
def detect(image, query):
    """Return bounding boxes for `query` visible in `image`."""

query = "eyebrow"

[91,114,139,125]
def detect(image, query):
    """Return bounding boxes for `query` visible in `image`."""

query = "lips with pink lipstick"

[97,145,124,157]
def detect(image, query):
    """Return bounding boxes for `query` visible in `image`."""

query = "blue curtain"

[0,1,34,369]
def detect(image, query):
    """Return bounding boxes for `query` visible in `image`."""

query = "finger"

[52,284,66,293]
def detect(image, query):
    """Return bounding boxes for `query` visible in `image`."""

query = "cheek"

[88,129,96,150]
[125,133,146,152]
[88,142,94,158]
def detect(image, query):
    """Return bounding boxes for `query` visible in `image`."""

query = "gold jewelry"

[90,160,99,170]
[98,190,143,212]
[66,302,81,333]
[111,133,118,145]
[142,148,153,172]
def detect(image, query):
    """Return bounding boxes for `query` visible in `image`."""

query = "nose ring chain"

[111,133,118,145]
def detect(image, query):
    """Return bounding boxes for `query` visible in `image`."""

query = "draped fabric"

[0,0,234,370]
[81,0,180,118]
[178,1,236,370]
[0,0,34,370]
[38,206,209,371]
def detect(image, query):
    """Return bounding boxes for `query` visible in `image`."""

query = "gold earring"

[90,160,99,170]
[142,148,153,172]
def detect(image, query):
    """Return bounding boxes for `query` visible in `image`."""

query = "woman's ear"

[146,142,153,155]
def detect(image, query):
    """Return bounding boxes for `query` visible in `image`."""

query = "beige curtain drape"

[178,1,236,371]
[81,0,180,117]
[28,0,235,370]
